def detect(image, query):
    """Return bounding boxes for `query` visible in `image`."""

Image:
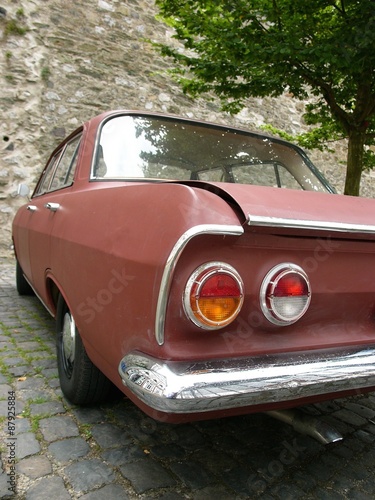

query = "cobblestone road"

[1,261,375,499]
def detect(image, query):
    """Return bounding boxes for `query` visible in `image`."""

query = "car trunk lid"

[179,181,375,240]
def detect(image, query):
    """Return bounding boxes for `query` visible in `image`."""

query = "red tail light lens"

[260,263,311,325]
[184,262,244,329]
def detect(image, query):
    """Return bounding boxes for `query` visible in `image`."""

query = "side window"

[231,163,303,189]
[34,152,62,196]
[50,134,82,191]
[277,166,302,190]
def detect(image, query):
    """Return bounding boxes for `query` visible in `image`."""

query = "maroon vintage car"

[12,111,375,439]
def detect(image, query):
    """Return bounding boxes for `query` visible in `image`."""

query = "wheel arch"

[45,274,71,319]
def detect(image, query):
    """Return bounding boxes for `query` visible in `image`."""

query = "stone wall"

[1,0,374,260]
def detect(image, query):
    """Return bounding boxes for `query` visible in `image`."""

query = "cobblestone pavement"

[1,262,375,499]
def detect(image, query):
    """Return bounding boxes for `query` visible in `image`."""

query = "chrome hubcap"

[62,312,75,374]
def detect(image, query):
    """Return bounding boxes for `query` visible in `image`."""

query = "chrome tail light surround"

[183,262,244,330]
[260,263,311,326]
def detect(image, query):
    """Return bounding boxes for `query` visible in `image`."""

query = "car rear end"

[119,185,375,422]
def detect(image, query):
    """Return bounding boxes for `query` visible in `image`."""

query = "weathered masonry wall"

[1,0,374,259]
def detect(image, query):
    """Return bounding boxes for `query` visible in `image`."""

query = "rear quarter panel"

[48,182,242,384]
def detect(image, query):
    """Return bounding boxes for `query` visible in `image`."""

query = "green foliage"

[4,18,27,36]
[16,8,25,18]
[41,66,51,82]
[155,0,375,195]
[363,148,375,171]
[2,6,27,37]
[79,423,93,440]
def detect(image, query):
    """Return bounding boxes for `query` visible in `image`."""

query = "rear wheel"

[16,260,34,296]
[56,295,116,404]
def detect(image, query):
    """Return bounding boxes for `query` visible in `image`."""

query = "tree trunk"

[344,129,366,196]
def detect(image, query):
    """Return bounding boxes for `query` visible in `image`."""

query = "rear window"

[91,115,330,192]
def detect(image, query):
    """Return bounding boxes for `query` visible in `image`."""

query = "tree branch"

[341,0,347,16]
[293,62,351,132]
[329,0,347,17]
[272,0,283,31]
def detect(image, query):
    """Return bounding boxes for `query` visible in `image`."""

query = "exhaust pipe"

[265,409,343,444]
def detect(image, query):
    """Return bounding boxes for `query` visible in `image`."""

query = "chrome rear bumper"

[118,346,375,414]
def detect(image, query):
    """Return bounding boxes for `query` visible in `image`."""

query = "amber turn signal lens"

[184,263,244,329]
[196,297,243,324]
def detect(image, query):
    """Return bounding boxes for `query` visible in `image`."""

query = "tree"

[155,0,375,196]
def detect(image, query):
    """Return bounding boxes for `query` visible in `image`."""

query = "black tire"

[16,260,34,296]
[56,295,116,405]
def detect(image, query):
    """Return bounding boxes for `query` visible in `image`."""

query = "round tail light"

[260,263,311,326]
[184,262,244,329]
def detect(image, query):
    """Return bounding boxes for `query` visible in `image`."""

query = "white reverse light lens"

[260,263,311,326]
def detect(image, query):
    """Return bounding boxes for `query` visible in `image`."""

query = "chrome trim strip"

[248,215,375,234]
[24,275,54,317]
[155,224,244,345]
[119,346,375,414]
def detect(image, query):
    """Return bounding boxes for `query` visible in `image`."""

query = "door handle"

[44,202,60,212]
[27,205,37,212]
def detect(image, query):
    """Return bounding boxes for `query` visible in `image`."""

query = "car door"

[27,134,82,302]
